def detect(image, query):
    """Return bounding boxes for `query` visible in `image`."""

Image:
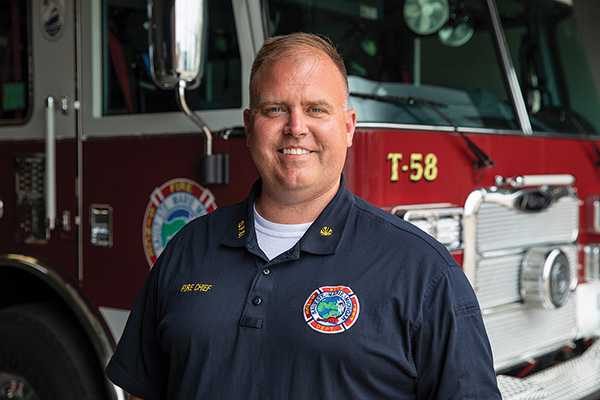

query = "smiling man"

[106,33,501,400]
[244,34,356,224]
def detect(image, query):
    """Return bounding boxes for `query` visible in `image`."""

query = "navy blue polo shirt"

[106,177,501,400]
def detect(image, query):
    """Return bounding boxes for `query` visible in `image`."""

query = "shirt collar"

[221,175,354,256]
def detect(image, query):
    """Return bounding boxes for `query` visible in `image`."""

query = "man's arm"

[413,266,501,399]
[130,396,143,400]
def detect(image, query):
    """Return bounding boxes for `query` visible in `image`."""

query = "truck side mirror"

[148,0,207,89]
[148,0,229,186]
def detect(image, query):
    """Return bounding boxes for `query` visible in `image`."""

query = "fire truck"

[2,0,600,398]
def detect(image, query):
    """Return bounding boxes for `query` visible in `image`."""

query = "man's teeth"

[282,148,310,155]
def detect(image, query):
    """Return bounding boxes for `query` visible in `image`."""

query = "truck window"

[0,0,31,125]
[103,0,241,116]
[267,0,519,131]
[501,0,600,135]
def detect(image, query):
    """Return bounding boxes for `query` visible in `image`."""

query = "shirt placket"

[239,245,299,329]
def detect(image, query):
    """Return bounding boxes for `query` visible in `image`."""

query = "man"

[106,32,501,399]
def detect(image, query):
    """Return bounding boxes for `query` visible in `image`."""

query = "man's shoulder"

[350,194,427,237]
[349,193,454,262]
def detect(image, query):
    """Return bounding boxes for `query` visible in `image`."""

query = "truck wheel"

[0,302,106,400]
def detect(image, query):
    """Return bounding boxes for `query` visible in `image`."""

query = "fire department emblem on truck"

[143,178,217,267]
[304,286,360,334]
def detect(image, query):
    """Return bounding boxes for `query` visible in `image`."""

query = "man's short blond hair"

[248,32,349,110]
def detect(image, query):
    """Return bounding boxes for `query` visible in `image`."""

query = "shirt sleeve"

[411,265,502,400]
[105,262,167,400]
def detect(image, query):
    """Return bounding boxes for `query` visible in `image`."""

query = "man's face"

[244,52,356,204]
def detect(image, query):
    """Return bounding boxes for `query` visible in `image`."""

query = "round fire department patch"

[303,286,360,334]
[143,178,216,267]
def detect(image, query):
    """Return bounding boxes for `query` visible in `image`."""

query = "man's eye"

[267,107,282,113]
[310,108,323,114]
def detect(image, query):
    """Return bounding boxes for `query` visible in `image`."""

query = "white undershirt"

[253,204,313,260]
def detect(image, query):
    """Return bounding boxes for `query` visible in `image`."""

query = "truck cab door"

[0,0,78,277]
[77,0,257,330]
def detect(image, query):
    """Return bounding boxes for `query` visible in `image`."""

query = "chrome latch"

[90,205,113,248]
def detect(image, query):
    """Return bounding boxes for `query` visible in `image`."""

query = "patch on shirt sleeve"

[303,286,360,334]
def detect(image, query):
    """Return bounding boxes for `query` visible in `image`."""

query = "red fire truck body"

[2,0,600,398]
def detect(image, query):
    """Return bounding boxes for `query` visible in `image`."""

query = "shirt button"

[252,296,262,306]
[262,268,271,275]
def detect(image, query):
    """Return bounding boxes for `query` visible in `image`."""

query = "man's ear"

[346,109,357,148]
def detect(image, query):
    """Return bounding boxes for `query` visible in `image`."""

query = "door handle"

[45,95,57,236]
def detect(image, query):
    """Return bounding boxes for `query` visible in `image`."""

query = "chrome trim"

[495,174,576,188]
[456,126,522,135]
[148,0,207,90]
[585,244,600,281]
[45,96,57,233]
[497,339,600,400]
[521,247,577,310]
[402,207,464,250]
[0,254,125,400]
[467,187,577,216]
[464,183,580,371]
[480,247,543,260]
[60,93,70,115]
[390,203,457,214]
[588,195,600,234]
[486,0,532,135]
[355,121,456,132]
[401,207,463,220]
[462,186,579,285]
[176,80,213,155]
[472,244,578,314]
[595,197,600,233]
[463,188,485,285]
[90,205,113,248]
[353,120,600,140]
[481,301,523,316]
[354,121,525,136]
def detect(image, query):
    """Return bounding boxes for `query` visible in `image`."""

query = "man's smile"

[280,148,312,155]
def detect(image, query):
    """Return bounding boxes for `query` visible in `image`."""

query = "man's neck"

[254,182,339,224]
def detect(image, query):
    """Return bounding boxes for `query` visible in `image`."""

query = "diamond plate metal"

[498,340,600,400]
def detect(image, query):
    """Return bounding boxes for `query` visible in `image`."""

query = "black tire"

[0,302,107,400]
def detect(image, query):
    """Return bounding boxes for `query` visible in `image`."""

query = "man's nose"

[284,109,308,137]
